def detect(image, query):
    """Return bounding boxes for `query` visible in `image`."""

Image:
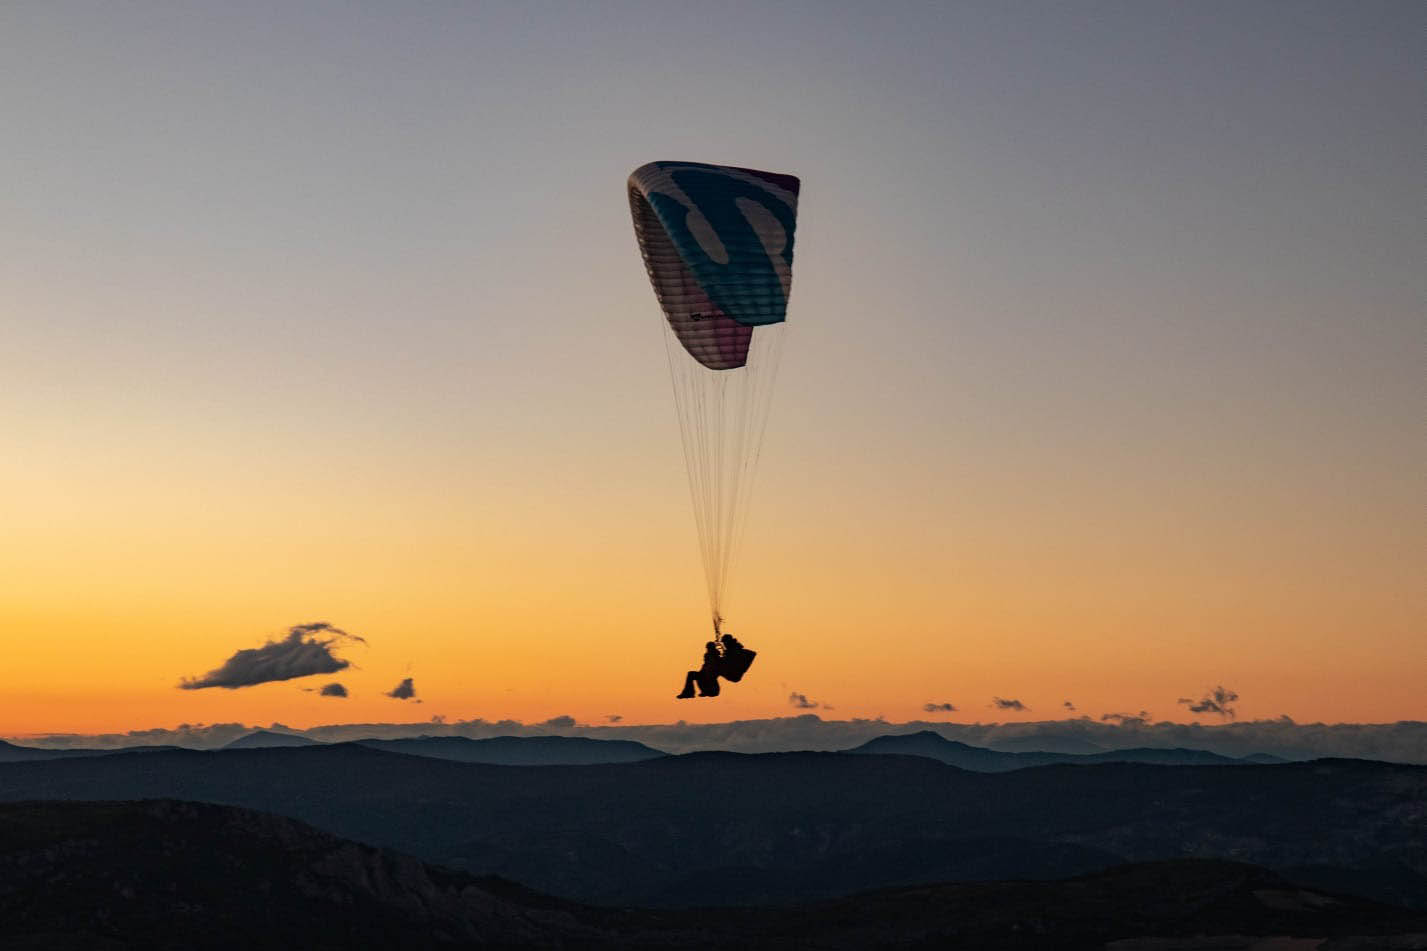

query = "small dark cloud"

[1101,710,1152,726]
[180,622,365,690]
[1179,686,1239,719]
[1063,700,1076,712]
[541,715,576,729]
[430,714,446,724]
[992,697,1027,712]
[386,677,417,700]
[789,692,820,710]
[923,702,957,713]
[606,715,623,723]
[318,683,347,698]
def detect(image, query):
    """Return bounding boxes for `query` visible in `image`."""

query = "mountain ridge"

[1,743,1421,909]
[356,734,666,765]
[2,799,1422,949]
[845,730,1265,770]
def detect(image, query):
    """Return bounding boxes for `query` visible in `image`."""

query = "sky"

[1,1,1422,736]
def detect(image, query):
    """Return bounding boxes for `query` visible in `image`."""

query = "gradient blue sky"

[2,2,1422,731]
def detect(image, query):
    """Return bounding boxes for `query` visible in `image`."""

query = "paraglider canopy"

[628,159,801,639]
[628,161,800,370]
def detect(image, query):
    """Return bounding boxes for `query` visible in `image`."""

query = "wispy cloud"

[179,623,365,690]
[1063,700,1076,712]
[606,715,623,723]
[992,697,1027,712]
[318,683,348,698]
[385,677,417,700]
[1179,686,1239,719]
[922,701,957,713]
[789,692,820,709]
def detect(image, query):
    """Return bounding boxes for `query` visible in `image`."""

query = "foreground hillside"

[1,800,1422,950]
[0,745,1422,908]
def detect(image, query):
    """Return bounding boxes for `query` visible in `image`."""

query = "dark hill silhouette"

[985,732,1108,754]
[0,739,184,763]
[847,732,1022,770]
[0,799,614,949]
[1,800,1422,950]
[846,731,1249,770]
[0,746,1422,909]
[222,730,320,749]
[1071,746,1248,765]
[356,734,665,765]
[0,740,89,763]
[1242,751,1289,764]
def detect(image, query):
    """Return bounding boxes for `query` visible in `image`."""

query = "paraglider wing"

[628,162,800,369]
[628,160,801,634]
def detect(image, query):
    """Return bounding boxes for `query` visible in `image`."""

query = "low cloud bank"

[11,715,1426,764]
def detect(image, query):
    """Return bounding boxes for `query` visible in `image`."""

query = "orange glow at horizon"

[3,382,1422,736]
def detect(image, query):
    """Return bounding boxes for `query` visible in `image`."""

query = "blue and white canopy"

[628,161,800,370]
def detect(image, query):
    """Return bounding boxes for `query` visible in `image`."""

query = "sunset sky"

[2,1,1422,737]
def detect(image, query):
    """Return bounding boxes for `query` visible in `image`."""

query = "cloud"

[923,702,957,713]
[789,692,820,709]
[385,677,417,700]
[1101,710,1152,726]
[179,623,365,690]
[318,683,347,698]
[1179,686,1239,719]
[1063,701,1076,712]
[992,697,1028,711]
[606,715,623,723]
[541,715,576,729]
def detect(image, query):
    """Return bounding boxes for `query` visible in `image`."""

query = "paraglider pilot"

[676,632,757,698]
[677,642,722,699]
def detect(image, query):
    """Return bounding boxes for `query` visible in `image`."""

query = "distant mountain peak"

[223,730,318,750]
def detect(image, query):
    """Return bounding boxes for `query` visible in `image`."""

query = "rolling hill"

[1,799,1422,950]
[0,744,1421,908]
[845,730,1251,770]
[356,734,665,765]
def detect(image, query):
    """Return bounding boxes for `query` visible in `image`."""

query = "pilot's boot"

[676,688,695,699]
